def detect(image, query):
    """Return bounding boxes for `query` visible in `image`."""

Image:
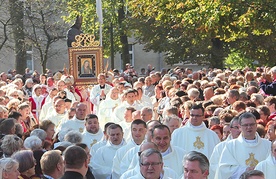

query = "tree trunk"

[9,0,26,74]
[118,0,129,66]
[210,38,224,69]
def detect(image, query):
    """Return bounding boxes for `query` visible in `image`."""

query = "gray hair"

[30,129,47,141]
[58,128,73,142]
[139,148,163,165]
[183,151,209,173]
[0,158,19,173]
[230,117,239,128]
[269,66,276,74]
[1,135,23,157]
[251,94,264,105]
[64,131,83,144]
[208,116,220,125]
[141,106,153,114]
[238,112,256,124]
[24,136,42,150]
[163,115,182,126]
[11,150,35,173]
[187,88,200,99]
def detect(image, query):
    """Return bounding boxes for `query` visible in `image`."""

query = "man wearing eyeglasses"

[171,104,220,159]
[215,112,271,179]
[128,148,175,179]
[209,117,241,178]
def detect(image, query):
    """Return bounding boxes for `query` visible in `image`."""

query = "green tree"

[63,0,130,69]
[225,50,256,69]
[128,0,276,68]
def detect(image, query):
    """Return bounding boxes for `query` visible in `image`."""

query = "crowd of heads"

[0,64,275,178]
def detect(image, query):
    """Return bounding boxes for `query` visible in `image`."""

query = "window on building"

[26,46,34,71]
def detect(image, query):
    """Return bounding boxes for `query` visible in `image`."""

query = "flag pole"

[96,0,103,46]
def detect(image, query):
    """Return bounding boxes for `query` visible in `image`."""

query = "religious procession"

[0,0,275,179]
[0,63,276,179]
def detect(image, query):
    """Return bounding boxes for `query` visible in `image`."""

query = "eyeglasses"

[230,126,239,129]
[140,162,162,167]
[190,114,203,117]
[240,123,256,127]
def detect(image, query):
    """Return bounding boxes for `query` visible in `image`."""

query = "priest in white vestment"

[183,151,210,179]
[47,99,68,132]
[60,103,87,133]
[151,124,186,177]
[82,114,104,150]
[90,73,112,115]
[127,148,177,179]
[113,89,143,123]
[89,122,115,159]
[255,140,276,179]
[171,105,220,159]
[56,80,76,103]
[91,124,126,179]
[98,87,121,129]
[39,88,58,121]
[118,107,137,142]
[112,119,147,178]
[215,112,271,179]
[136,87,153,108]
[209,117,241,179]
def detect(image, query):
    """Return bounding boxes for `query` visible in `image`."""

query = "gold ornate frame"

[68,34,103,87]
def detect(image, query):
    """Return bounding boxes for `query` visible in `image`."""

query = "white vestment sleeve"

[90,87,100,106]
[215,144,240,179]
[91,148,111,179]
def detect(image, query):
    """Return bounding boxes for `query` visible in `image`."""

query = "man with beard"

[82,114,103,150]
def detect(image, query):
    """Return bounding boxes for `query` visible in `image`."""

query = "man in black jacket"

[60,146,89,179]
[40,150,64,179]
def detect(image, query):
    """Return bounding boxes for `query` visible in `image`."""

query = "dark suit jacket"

[60,171,84,179]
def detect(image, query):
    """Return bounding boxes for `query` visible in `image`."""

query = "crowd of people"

[0,63,276,179]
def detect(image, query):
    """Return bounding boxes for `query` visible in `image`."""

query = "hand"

[100,89,106,99]
[70,86,75,93]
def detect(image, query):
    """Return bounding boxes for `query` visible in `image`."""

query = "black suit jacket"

[60,171,84,179]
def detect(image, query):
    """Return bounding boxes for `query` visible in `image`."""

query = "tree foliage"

[128,0,276,67]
